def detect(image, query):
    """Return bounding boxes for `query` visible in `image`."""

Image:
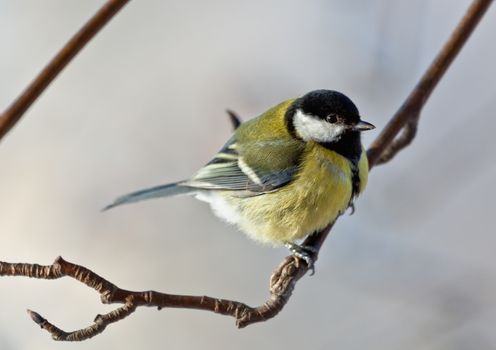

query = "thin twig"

[367,0,493,167]
[27,301,137,341]
[0,256,296,340]
[373,118,418,165]
[0,0,130,141]
[0,0,492,342]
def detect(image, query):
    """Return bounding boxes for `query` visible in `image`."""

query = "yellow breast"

[225,142,361,245]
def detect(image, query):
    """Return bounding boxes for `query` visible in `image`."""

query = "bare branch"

[366,0,493,168]
[27,301,136,342]
[373,117,418,165]
[0,220,334,339]
[0,0,493,342]
[0,255,307,339]
[0,0,130,141]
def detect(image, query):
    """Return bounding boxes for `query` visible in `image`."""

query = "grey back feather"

[103,182,194,210]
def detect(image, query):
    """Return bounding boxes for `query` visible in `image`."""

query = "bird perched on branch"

[105,90,374,269]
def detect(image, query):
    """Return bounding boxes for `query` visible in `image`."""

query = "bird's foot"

[285,242,318,276]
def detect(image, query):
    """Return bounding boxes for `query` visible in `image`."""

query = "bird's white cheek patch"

[293,109,345,142]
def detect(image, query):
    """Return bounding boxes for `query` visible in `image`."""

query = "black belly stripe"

[319,130,362,206]
[350,163,360,203]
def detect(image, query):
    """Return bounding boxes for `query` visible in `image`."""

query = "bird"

[104,90,374,269]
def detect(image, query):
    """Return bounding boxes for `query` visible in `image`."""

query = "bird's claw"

[285,243,317,276]
[348,203,355,215]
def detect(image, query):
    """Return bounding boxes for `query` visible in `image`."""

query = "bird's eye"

[326,114,338,123]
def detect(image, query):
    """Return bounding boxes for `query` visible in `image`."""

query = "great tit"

[105,90,374,267]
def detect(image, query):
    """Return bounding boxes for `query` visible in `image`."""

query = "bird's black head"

[284,89,375,164]
[285,89,374,144]
[299,89,360,124]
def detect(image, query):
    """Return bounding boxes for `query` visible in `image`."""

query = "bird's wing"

[184,136,303,195]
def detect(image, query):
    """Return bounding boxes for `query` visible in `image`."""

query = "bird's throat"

[319,131,362,166]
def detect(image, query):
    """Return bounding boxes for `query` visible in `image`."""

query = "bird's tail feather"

[103,181,194,211]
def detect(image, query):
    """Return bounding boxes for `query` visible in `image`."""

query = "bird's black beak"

[353,120,375,131]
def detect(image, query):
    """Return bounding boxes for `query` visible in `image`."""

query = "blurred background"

[1,0,495,349]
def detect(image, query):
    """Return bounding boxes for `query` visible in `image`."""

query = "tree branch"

[0,0,492,342]
[366,0,493,167]
[0,0,129,141]
[0,255,305,340]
